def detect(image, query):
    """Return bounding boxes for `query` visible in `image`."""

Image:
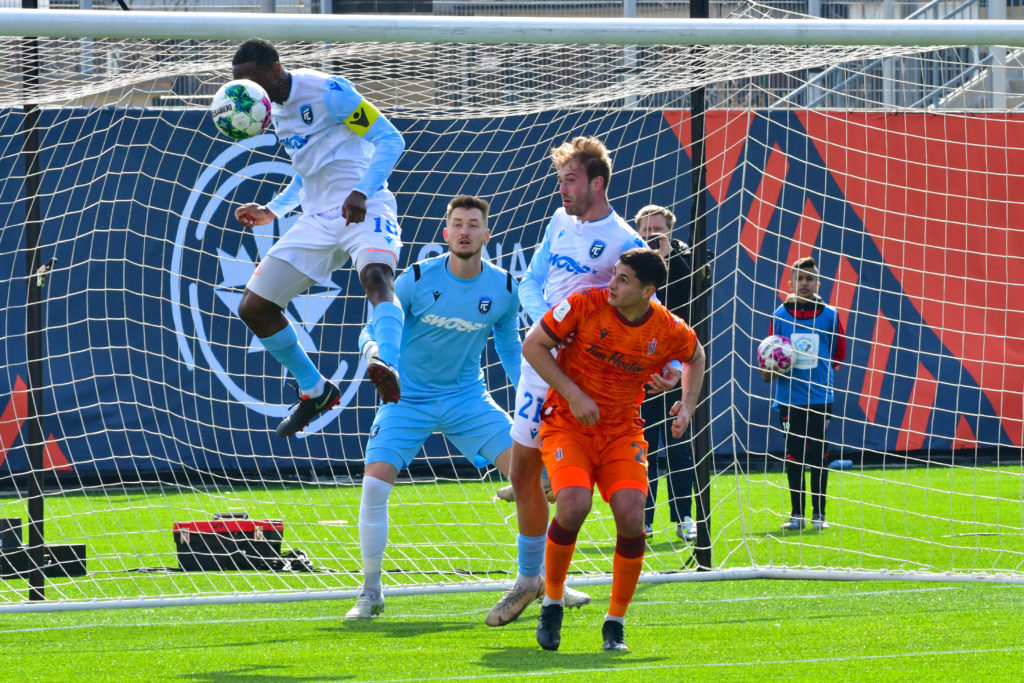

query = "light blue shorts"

[365,386,513,472]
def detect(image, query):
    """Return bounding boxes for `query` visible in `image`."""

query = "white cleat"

[494,479,556,504]
[562,585,592,609]
[677,516,698,542]
[345,591,385,619]
[485,580,544,627]
[812,513,830,530]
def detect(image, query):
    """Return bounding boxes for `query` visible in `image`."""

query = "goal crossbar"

[2,9,1024,47]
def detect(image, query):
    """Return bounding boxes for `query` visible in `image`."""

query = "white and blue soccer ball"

[757,334,795,374]
[210,79,271,140]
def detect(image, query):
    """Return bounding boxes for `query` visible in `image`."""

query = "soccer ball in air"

[210,79,271,140]
[757,335,795,374]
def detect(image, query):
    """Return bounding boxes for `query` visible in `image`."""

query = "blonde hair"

[549,136,612,191]
[634,204,676,232]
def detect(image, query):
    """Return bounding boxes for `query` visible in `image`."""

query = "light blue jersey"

[362,253,522,472]
[391,254,521,397]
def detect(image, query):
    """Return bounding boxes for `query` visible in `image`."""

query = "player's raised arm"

[669,340,705,438]
[522,322,599,426]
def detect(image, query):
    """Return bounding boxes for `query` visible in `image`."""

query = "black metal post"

[21,0,46,601]
[688,0,713,571]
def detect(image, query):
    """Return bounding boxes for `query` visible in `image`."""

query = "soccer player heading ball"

[229,38,407,436]
[524,248,706,651]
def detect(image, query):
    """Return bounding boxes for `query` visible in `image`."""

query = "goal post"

[0,5,1022,612]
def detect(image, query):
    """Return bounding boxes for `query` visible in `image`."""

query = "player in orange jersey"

[521,247,705,651]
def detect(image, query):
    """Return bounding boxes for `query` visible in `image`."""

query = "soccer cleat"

[677,516,698,542]
[494,479,556,504]
[781,516,806,531]
[643,524,653,539]
[276,382,341,438]
[536,604,564,651]
[562,585,591,609]
[601,620,628,651]
[345,591,385,619]
[812,513,830,530]
[367,358,402,404]
[495,485,515,502]
[485,579,544,627]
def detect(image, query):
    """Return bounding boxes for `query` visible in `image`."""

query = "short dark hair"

[792,256,817,271]
[446,194,490,222]
[232,38,279,67]
[619,247,667,289]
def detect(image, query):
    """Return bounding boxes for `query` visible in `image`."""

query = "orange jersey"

[539,287,698,431]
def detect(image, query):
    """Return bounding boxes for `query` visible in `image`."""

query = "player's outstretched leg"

[347,473,394,619]
[361,265,404,404]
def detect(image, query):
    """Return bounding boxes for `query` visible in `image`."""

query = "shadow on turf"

[330,619,476,639]
[182,666,350,681]
[478,646,663,671]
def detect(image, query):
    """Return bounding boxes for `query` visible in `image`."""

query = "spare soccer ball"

[757,334,794,374]
[210,79,271,140]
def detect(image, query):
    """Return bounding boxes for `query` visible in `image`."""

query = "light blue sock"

[370,301,404,368]
[517,533,546,578]
[260,325,324,395]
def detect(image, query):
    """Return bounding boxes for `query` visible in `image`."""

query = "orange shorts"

[539,417,648,503]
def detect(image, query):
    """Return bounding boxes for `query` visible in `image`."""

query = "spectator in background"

[634,205,699,542]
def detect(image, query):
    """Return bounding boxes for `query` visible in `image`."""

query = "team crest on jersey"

[369,425,380,439]
[300,105,314,125]
[478,297,492,315]
[553,298,571,322]
[554,447,564,462]
[589,240,606,259]
[648,339,658,355]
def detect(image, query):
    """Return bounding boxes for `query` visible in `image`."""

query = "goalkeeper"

[760,256,846,531]
[345,195,522,619]
[230,38,406,438]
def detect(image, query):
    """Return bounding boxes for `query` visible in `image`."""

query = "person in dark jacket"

[634,205,699,542]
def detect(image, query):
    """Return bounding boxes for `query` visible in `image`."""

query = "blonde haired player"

[487,136,679,626]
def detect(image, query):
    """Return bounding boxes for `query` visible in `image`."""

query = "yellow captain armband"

[346,99,380,137]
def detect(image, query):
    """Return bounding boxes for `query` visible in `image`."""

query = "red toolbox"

[173,517,284,571]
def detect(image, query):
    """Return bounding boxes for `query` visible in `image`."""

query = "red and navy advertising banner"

[0,108,1021,477]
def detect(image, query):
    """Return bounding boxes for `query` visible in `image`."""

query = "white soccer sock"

[542,595,564,607]
[515,573,542,588]
[604,614,624,625]
[358,476,393,591]
[306,377,326,399]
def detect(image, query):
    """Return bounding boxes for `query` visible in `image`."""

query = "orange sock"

[608,533,645,618]
[544,518,578,601]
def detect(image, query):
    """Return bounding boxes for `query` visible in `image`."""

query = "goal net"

[1,3,1022,611]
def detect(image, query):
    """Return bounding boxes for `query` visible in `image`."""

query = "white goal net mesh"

[0,1,1022,610]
